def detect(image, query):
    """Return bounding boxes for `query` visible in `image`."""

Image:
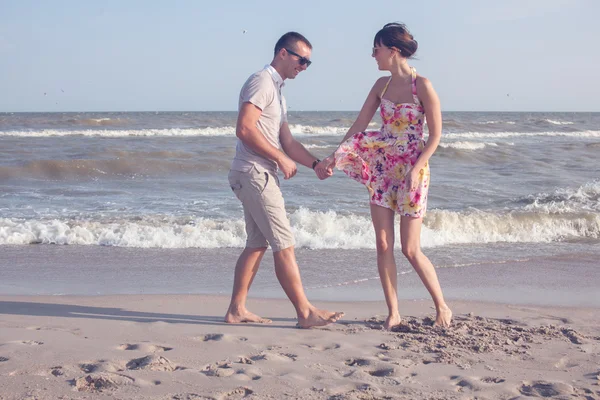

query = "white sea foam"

[445,130,600,139]
[1,205,597,248]
[439,141,499,150]
[0,127,237,137]
[0,124,353,138]
[521,181,600,213]
[303,144,334,149]
[287,124,349,135]
[478,120,517,125]
[544,119,575,125]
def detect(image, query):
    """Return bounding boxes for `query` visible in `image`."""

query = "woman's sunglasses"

[285,48,312,67]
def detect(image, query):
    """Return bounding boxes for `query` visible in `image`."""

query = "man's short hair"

[274,32,312,56]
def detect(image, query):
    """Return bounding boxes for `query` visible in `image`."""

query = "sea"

[1,111,599,306]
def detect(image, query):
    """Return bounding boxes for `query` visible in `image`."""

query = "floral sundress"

[335,67,430,218]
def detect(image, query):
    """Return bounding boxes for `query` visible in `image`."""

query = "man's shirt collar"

[265,64,285,88]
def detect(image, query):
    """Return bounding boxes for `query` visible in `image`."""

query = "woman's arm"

[337,77,386,144]
[407,76,442,190]
[316,78,386,173]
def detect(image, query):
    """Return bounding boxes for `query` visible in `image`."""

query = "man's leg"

[274,246,344,328]
[225,169,271,324]
[231,166,343,327]
[225,246,272,323]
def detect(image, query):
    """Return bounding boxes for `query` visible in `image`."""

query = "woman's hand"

[315,154,335,180]
[406,167,420,191]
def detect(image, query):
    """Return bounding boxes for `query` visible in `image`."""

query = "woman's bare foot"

[225,307,272,324]
[383,313,402,331]
[297,308,344,329]
[434,305,452,328]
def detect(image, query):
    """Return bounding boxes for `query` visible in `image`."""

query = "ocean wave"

[303,144,335,149]
[477,120,517,125]
[543,119,575,125]
[69,118,125,127]
[287,124,349,135]
[438,141,500,150]
[519,181,600,213]
[0,127,237,137]
[0,124,354,138]
[445,130,600,139]
[1,206,597,248]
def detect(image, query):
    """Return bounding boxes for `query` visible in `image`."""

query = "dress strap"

[411,67,420,104]
[380,76,392,99]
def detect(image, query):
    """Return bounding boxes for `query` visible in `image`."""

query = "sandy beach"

[1,295,599,399]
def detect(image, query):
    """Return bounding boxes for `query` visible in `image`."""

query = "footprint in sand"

[203,333,225,341]
[364,316,386,330]
[519,380,574,397]
[344,358,371,367]
[218,386,254,399]
[170,394,214,400]
[454,378,477,391]
[126,355,179,372]
[249,352,297,363]
[554,356,580,369]
[448,375,499,392]
[118,343,173,352]
[20,340,44,345]
[302,343,341,351]
[480,376,506,384]
[344,358,398,379]
[367,367,396,377]
[199,334,248,342]
[79,363,98,373]
[72,373,135,393]
[330,383,383,399]
[201,361,236,378]
[232,367,262,382]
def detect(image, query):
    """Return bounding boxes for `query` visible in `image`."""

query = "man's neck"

[270,62,286,82]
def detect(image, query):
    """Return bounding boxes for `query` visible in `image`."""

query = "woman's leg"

[370,204,401,330]
[400,216,452,327]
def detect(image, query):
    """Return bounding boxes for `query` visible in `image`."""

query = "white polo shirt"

[231,65,288,174]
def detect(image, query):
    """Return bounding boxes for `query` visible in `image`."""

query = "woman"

[317,23,452,329]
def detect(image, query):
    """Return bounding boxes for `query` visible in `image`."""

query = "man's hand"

[277,155,297,179]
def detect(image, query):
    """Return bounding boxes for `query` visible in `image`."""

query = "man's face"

[283,41,312,80]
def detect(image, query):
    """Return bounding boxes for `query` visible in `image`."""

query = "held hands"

[314,154,335,180]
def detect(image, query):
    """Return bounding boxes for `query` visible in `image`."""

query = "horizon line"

[2,110,599,114]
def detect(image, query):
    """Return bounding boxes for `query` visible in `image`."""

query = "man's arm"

[237,102,297,179]
[279,122,317,168]
[280,122,331,179]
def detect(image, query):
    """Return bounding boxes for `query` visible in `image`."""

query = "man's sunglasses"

[285,48,312,67]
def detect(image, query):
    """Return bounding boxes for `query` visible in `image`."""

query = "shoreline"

[2,244,599,308]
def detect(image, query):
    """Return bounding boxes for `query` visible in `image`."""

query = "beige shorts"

[228,166,295,252]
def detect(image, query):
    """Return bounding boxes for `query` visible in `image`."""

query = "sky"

[1,0,599,112]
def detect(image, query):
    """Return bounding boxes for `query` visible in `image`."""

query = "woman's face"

[372,43,394,71]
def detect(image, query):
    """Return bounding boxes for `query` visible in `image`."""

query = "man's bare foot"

[297,308,344,329]
[383,313,402,331]
[225,307,272,324]
[434,306,452,328]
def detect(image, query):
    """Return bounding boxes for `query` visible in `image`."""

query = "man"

[226,32,343,328]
